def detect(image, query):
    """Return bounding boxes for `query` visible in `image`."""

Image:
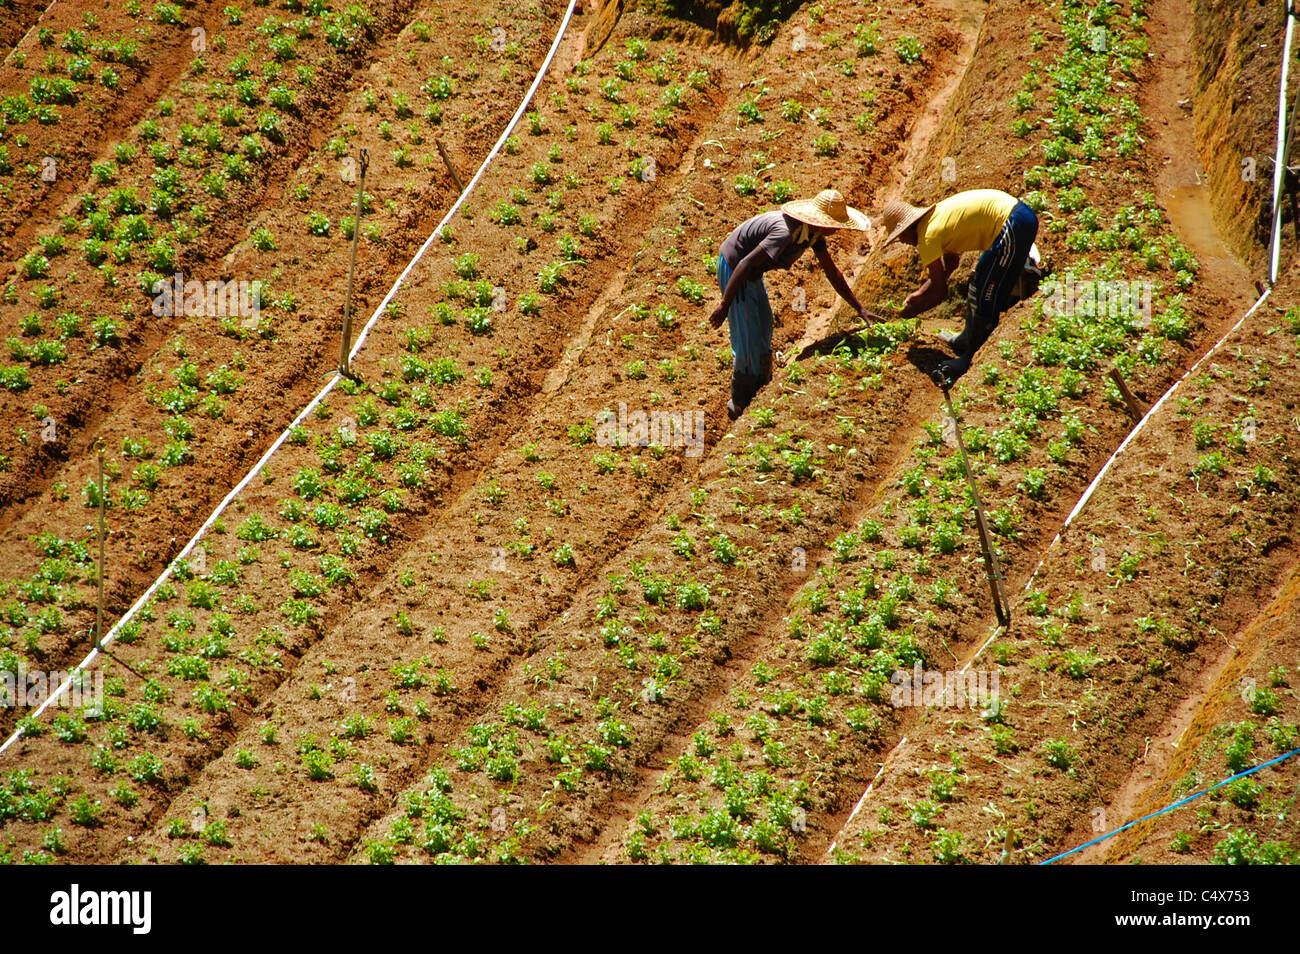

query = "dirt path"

[1101,552,1300,862]
[1140,0,1254,307]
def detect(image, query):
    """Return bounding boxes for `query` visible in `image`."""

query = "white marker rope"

[825,737,906,856]
[0,0,579,759]
[824,7,1297,852]
[1269,0,1296,286]
[957,286,1276,667]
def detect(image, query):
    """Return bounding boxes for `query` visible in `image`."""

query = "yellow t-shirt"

[915,189,1019,265]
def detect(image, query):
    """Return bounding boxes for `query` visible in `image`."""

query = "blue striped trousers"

[716,252,774,378]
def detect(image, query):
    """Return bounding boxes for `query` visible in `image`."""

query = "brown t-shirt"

[720,211,825,272]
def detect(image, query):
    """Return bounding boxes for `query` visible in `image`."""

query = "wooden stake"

[1108,367,1145,424]
[937,377,1011,628]
[338,148,369,379]
[435,139,465,195]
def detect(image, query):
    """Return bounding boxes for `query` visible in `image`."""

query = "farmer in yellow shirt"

[881,189,1039,383]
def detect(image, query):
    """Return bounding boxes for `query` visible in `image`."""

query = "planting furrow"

[0,0,567,731]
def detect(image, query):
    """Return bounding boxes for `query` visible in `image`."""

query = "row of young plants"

[0,0,539,478]
[0,16,737,863]
[0,0,196,239]
[2,0,418,386]
[838,301,1300,864]
[389,0,1209,864]
[317,1,971,863]
[0,0,560,715]
[107,0,954,863]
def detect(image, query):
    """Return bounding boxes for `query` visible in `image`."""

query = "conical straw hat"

[880,199,934,246]
[782,189,870,231]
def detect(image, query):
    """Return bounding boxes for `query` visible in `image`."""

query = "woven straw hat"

[781,189,870,231]
[880,199,934,246]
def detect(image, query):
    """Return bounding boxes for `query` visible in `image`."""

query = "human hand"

[709,303,728,329]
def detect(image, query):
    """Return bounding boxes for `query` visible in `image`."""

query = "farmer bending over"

[710,189,875,419]
[882,189,1039,384]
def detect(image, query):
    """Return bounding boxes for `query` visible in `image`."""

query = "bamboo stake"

[338,148,369,379]
[1108,367,1145,423]
[934,373,1011,628]
[435,139,465,194]
[95,451,105,650]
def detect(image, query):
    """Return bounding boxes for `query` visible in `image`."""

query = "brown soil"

[0,0,1295,868]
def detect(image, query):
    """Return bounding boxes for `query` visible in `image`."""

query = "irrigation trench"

[0,0,582,761]
[825,1,1298,859]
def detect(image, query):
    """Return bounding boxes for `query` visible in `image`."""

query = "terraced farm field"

[0,0,1296,871]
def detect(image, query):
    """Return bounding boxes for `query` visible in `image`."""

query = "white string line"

[824,5,1297,852]
[959,286,1275,669]
[0,0,579,759]
[825,737,907,856]
[1269,0,1296,286]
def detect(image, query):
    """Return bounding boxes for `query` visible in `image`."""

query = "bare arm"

[898,254,959,320]
[813,242,879,321]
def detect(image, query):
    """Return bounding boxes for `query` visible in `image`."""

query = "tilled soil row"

[0,0,539,510]
[1103,541,1300,864]
[0,2,746,862]
[0,0,243,257]
[0,0,566,728]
